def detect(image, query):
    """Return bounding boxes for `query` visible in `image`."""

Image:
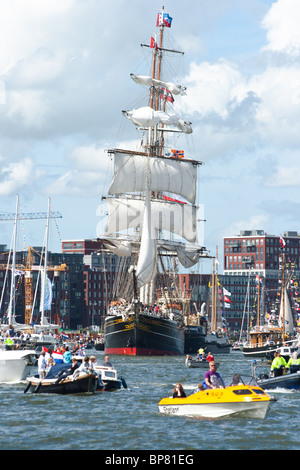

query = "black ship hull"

[242,344,284,358]
[105,313,184,356]
[184,326,231,354]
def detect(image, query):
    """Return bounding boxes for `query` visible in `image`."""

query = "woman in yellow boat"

[173,383,186,398]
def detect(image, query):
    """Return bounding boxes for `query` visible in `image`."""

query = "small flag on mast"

[156,12,173,28]
[160,87,174,103]
[171,149,184,158]
[150,36,158,50]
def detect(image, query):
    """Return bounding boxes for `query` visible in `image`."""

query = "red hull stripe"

[105,347,181,356]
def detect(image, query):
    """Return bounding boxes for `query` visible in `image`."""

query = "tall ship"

[101,8,210,355]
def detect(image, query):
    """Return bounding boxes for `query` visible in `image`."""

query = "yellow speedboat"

[158,382,274,419]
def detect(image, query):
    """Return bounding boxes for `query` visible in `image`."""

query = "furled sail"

[135,186,157,288]
[279,286,294,336]
[122,106,192,134]
[101,239,132,257]
[105,196,197,243]
[108,152,197,204]
[130,74,186,96]
[40,276,53,312]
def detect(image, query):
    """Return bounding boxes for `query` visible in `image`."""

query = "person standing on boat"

[270,351,287,377]
[204,362,224,389]
[38,351,47,379]
[8,324,15,337]
[63,346,72,363]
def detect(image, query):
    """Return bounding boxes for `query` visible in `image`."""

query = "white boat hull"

[158,400,271,419]
[0,350,37,383]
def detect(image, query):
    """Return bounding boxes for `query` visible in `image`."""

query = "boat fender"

[24,381,31,393]
[258,373,269,380]
[33,381,42,393]
[120,376,127,389]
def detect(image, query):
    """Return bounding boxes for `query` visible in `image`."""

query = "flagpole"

[282,251,285,342]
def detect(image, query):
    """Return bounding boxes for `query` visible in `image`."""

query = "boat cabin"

[249,327,282,348]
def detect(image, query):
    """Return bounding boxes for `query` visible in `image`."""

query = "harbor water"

[0,350,299,451]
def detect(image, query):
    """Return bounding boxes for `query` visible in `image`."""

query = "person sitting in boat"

[89,355,97,371]
[197,348,205,360]
[194,383,205,393]
[286,352,300,372]
[173,383,186,398]
[231,373,242,385]
[185,355,192,366]
[102,355,113,367]
[78,356,93,374]
[204,362,225,389]
[4,335,14,350]
[206,352,214,362]
[46,357,55,374]
[270,351,287,377]
[69,357,80,374]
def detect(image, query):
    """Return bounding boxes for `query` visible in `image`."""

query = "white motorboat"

[0,349,37,383]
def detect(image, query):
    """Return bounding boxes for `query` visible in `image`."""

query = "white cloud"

[182,59,246,119]
[222,214,270,239]
[262,0,300,56]
[0,158,41,195]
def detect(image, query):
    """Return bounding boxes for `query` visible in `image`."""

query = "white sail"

[105,197,197,243]
[130,73,187,95]
[122,106,192,134]
[101,239,132,257]
[279,286,294,336]
[108,152,197,204]
[39,276,53,312]
[135,186,157,289]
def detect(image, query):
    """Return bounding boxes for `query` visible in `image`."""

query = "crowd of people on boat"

[109,300,183,321]
[37,346,113,380]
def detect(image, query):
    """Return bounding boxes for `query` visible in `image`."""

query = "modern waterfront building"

[222,230,300,332]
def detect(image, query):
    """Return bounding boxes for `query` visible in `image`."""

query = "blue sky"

[0,0,300,273]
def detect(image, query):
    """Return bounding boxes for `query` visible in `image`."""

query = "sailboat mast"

[257,280,260,330]
[8,194,19,324]
[40,196,51,324]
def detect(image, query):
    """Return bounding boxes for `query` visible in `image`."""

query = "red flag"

[150,37,158,50]
[280,236,286,248]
